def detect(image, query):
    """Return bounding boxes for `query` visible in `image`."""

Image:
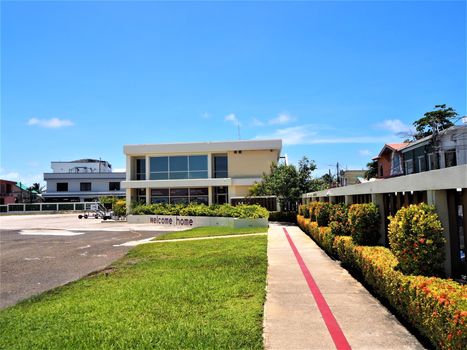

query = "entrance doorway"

[213,186,228,205]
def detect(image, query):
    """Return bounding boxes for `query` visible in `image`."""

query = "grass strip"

[153,225,268,241]
[0,236,267,349]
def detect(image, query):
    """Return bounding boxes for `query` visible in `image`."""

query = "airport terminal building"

[122,139,282,206]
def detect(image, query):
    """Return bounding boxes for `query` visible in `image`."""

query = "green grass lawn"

[154,225,269,240]
[0,236,267,349]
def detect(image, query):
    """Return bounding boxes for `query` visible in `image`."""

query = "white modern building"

[43,159,125,202]
[122,139,282,206]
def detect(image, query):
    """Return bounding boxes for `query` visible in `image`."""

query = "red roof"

[374,142,410,159]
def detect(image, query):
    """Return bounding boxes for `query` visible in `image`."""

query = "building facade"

[302,165,467,278]
[401,125,467,175]
[373,143,409,179]
[0,180,40,204]
[43,159,125,202]
[122,139,282,206]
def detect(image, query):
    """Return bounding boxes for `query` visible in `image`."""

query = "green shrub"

[335,241,467,350]
[269,211,297,223]
[348,203,380,245]
[388,204,445,276]
[329,203,350,236]
[112,199,126,217]
[308,202,322,221]
[297,213,467,350]
[315,202,333,227]
[298,204,310,218]
[130,203,269,219]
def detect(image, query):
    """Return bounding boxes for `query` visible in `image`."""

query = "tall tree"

[412,104,457,140]
[364,160,378,179]
[28,183,44,194]
[249,156,319,208]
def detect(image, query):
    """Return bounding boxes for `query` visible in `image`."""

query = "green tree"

[413,104,457,140]
[364,160,378,179]
[249,156,319,208]
[28,183,44,194]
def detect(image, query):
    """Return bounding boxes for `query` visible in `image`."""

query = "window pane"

[109,182,120,191]
[151,197,169,204]
[189,188,208,196]
[169,172,188,179]
[189,155,207,171]
[189,171,208,179]
[136,159,146,173]
[169,156,188,171]
[190,196,208,205]
[151,188,169,196]
[170,197,189,204]
[80,182,91,191]
[150,157,168,172]
[150,172,169,180]
[170,188,188,196]
[57,183,68,191]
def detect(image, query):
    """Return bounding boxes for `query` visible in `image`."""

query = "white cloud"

[224,113,241,126]
[252,118,265,127]
[256,125,392,146]
[201,112,210,119]
[27,117,74,128]
[251,113,296,127]
[358,149,372,156]
[376,119,412,134]
[268,113,294,125]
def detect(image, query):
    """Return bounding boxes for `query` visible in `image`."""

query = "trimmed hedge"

[348,203,380,245]
[131,203,269,219]
[297,215,467,350]
[388,204,445,276]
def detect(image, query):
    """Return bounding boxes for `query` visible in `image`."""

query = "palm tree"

[28,182,45,194]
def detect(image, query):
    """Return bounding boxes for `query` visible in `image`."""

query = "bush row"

[299,202,380,245]
[130,203,269,219]
[297,215,467,350]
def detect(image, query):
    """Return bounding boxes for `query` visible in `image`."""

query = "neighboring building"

[122,139,282,206]
[401,125,467,175]
[0,180,41,204]
[339,170,366,186]
[43,159,125,202]
[302,165,467,278]
[373,143,409,179]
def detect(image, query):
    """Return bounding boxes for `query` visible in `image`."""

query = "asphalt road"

[0,228,164,309]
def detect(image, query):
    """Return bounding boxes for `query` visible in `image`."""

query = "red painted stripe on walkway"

[282,227,352,350]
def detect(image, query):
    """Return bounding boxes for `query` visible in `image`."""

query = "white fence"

[0,202,100,214]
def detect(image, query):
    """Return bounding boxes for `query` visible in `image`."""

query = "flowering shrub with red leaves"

[297,214,467,350]
[388,203,445,276]
[329,203,350,236]
[348,203,380,245]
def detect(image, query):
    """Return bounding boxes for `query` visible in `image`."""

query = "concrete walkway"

[264,224,425,350]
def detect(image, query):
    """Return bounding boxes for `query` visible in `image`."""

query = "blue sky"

[1,0,465,186]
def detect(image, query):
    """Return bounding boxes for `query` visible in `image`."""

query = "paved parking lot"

[0,214,179,309]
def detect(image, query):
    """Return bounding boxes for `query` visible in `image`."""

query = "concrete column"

[145,155,150,180]
[126,188,132,214]
[207,153,212,179]
[345,195,353,205]
[427,190,452,276]
[208,186,213,206]
[146,187,150,205]
[126,156,131,180]
[371,193,386,246]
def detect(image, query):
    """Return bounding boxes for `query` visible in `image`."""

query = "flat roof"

[124,139,282,155]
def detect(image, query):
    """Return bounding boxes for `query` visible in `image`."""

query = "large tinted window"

[136,158,146,180]
[57,183,68,192]
[169,156,188,179]
[189,155,208,179]
[150,157,169,180]
[150,187,208,205]
[214,155,228,178]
